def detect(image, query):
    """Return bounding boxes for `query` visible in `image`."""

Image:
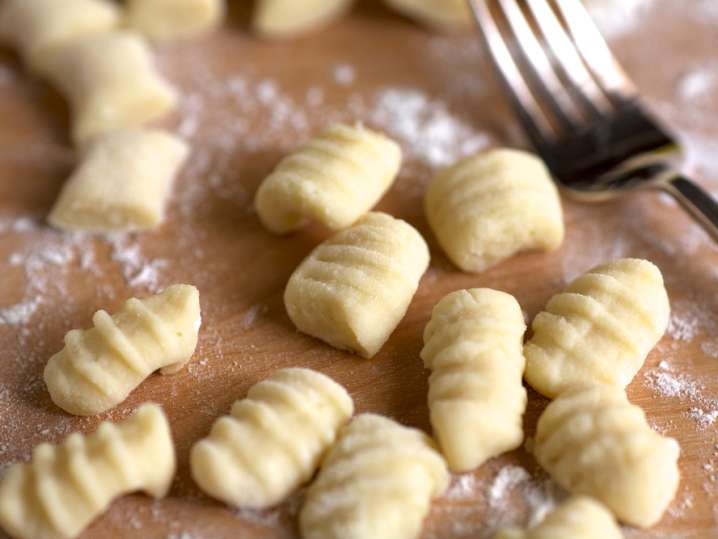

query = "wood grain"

[1,2,718,538]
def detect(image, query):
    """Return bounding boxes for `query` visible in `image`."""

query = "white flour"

[488,466,530,507]
[585,0,656,37]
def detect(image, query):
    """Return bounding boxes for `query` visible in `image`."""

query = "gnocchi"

[493,496,623,539]
[253,0,353,38]
[44,285,201,416]
[299,413,449,539]
[284,211,429,358]
[524,258,670,398]
[0,404,174,539]
[126,0,225,41]
[191,368,353,508]
[384,0,473,30]
[34,31,177,146]
[421,288,527,472]
[534,386,680,528]
[48,129,189,233]
[255,123,401,234]
[0,0,120,71]
[425,149,564,273]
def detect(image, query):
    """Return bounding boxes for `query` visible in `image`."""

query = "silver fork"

[468,0,718,242]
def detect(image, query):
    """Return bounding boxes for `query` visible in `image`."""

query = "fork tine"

[553,0,637,99]
[496,0,585,128]
[468,0,556,141]
[525,0,613,115]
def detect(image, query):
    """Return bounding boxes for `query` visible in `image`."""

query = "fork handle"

[663,175,718,243]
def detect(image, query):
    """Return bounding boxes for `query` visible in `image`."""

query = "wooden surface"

[2,2,718,538]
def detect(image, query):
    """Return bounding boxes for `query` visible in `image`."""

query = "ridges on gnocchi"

[0,404,175,539]
[48,129,190,233]
[534,385,680,528]
[44,284,201,416]
[421,288,527,472]
[255,123,401,234]
[425,148,564,273]
[524,258,670,398]
[191,368,353,508]
[284,211,430,358]
[299,413,449,539]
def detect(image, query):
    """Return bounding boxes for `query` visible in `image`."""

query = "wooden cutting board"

[1,2,718,538]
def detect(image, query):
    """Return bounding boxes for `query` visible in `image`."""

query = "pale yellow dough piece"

[253,0,353,38]
[0,0,120,71]
[384,0,472,30]
[191,368,353,508]
[493,496,623,539]
[284,211,430,358]
[126,0,225,41]
[255,123,401,234]
[35,31,177,147]
[534,386,680,528]
[49,129,189,232]
[425,148,564,273]
[300,413,449,539]
[421,288,527,472]
[524,258,670,398]
[0,404,175,539]
[44,285,201,416]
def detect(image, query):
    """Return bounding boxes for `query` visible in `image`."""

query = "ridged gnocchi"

[126,0,225,41]
[299,413,449,539]
[421,288,527,472]
[253,0,352,38]
[34,31,177,146]
[48,129,189,233]
[44,285,201,416]
[493,496,623,539]
[284,211,429,358]
[384,0,473,30]
[0,0,120,71]
[255,123,401,234]
[191,368,353,508]
[524,258,670,398]
[0,404,175,539]
[534,386,680,528]
[425,149,564,273]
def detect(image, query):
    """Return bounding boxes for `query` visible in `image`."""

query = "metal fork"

[468,0,718,242]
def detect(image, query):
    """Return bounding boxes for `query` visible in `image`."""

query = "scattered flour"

[109,235,168,291]
[584,0,656,37]
[676,65,718,104]
[368,88,491,168]
[333,63,356,86]
[239,304,269,331]
[644,361,718,431]
[0,297,42,325]
[488,466,530,507]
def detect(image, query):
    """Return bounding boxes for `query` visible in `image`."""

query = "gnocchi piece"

[44,285,201,416]
[284,212,429,358]
[253,0,352,38]
[524,258,670,398]
[384,0,473,30]
[425,149,564,273]
[191,368,353,508]
[299,413,449,539]
[0,0,120,71]
[421,288,527,472]
[0,404,175,539]
[534,386,680,528]
[255,123,401,235]
[34,31,177,146]
[493,496,623,539]
[48,129,189,232]
[126,0,225,41]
